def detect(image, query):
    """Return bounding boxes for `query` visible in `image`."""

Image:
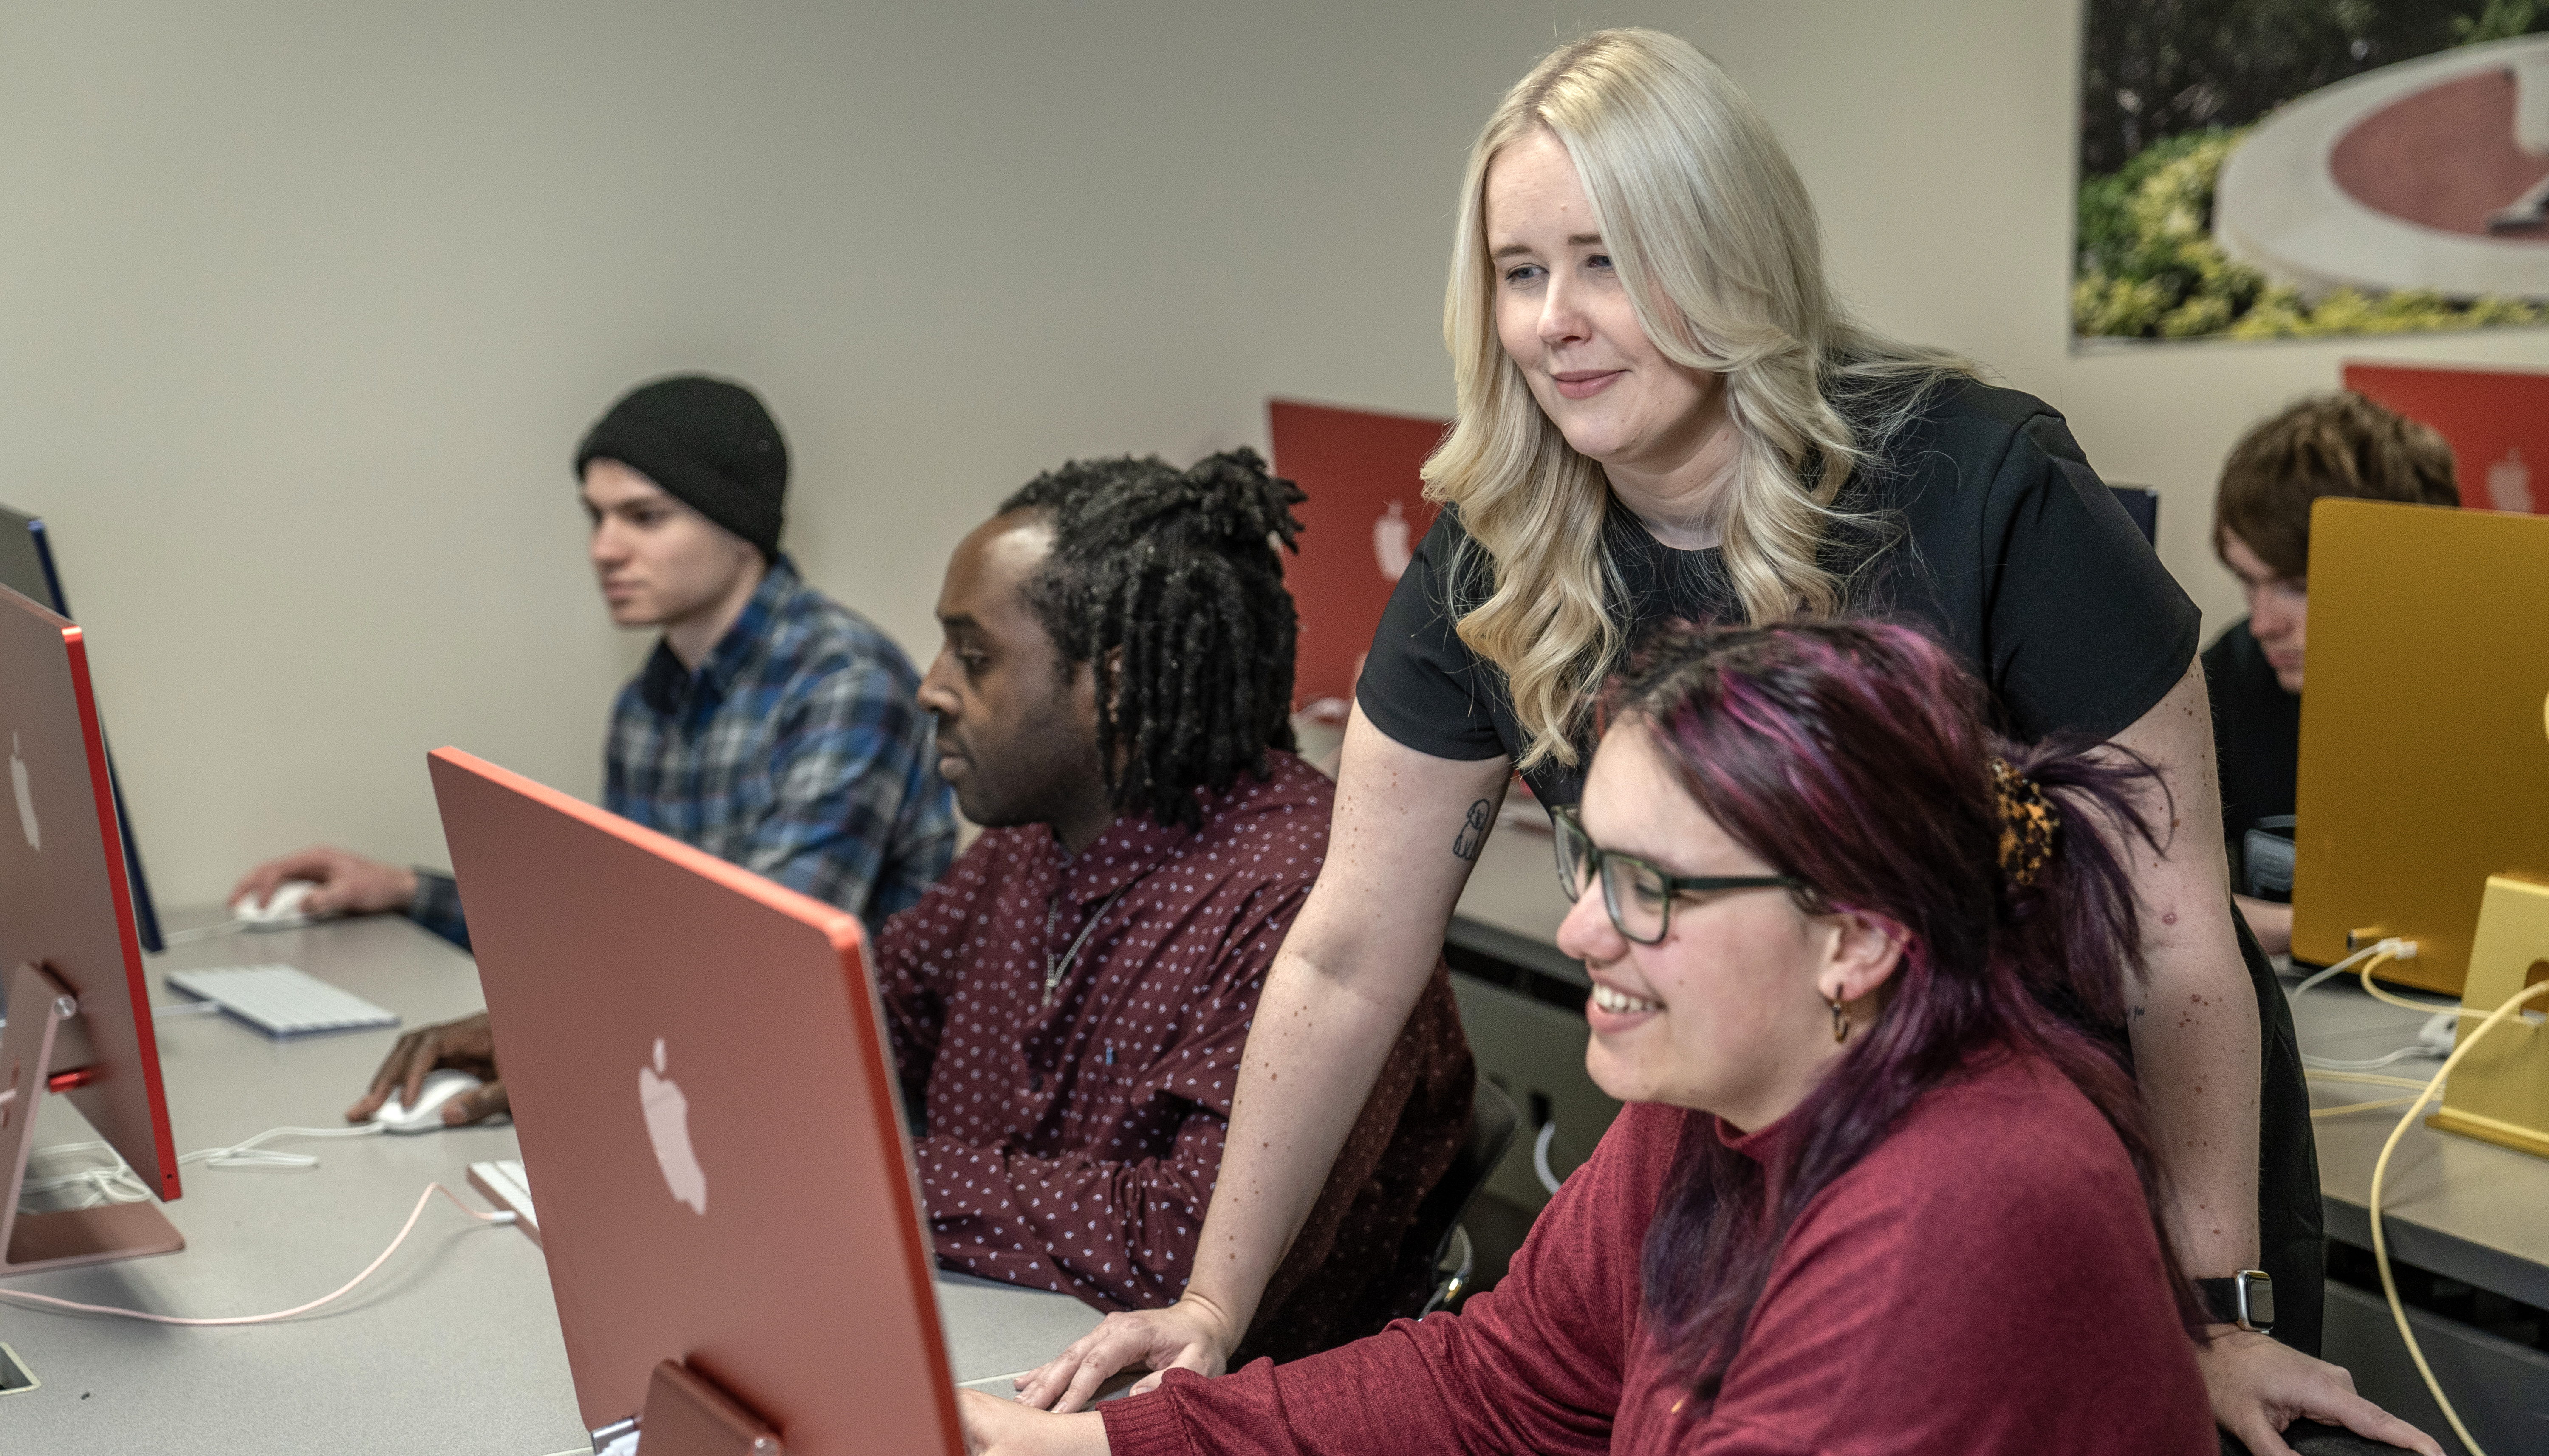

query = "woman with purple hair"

[962,621,2436,1456]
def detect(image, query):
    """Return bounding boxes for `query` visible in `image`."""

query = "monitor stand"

[2426,874,2549,1158]
[0,962,184,1275]
[591,1361,783,1456]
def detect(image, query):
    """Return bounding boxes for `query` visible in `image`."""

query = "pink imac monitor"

[428,746,960,1456]
[0,583,181,1212]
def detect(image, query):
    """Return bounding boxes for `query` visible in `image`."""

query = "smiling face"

[582,460,762,632]
[1484,129,1731,516]
[2219,529,2306,694]
[916,511,1110,844]
[1555,718,1902,1131]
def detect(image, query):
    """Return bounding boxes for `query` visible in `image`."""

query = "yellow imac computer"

[2293,498,2549,994]
[2292,497,2549,1156]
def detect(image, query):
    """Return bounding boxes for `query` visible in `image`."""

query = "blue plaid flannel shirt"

[410,556,955,948]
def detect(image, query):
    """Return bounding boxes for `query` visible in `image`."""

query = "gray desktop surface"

[2292,976,2549,1309]
[0,911,1098,1453]
[1449,820,2549,1305]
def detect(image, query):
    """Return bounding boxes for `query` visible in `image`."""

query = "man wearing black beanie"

[235,379,957,1098]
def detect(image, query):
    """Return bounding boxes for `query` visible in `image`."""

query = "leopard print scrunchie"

[1989,758,2062,889]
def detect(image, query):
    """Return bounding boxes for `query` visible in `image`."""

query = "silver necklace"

[1043,882,1131,1006]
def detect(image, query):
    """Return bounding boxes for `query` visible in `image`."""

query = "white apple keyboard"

[468,1159,540,1245]
[163,964,400,1037]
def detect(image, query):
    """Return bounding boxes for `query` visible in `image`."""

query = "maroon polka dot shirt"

[876,752,1472,1356]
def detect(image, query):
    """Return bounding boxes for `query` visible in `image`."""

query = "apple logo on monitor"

[11,734,36,851]
[639,1036,706,1215]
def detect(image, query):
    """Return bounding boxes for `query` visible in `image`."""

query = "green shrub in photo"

[2072,127,2547,342]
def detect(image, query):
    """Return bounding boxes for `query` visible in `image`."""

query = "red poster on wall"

[1266,398,1450,717]
[2343,361,2549,515]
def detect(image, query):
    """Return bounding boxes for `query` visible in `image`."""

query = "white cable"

[2304,1045,2443,1072]
[2293,942,2467,1071]
[158,919,246,945]
[20,1123,390,1215]
[1532,1120,1562,1196]
[2306,1070,2444,1122]
[2290,940,2400,999]
[17,1143,153,1209]
[2368,975,2549,1456]
[0,1182,511,1326]
[180,1123,384,1170]
[2331,944,2493,1021]
[2313,1095,2422,1119]
[2306,1072,2436,1091]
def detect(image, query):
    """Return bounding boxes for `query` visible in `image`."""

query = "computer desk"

[2296,985,2549,1308]
[2291,977,2549,1453]
[1,911,1100,1453]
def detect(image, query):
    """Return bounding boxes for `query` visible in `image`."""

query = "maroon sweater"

[877,753,1472,1359]
[1103,1050,2211,1456]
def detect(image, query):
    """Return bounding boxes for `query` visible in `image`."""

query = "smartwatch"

[2196,1271,2275,1333]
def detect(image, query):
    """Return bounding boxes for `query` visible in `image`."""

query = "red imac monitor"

[0,582,183,1274]
[428,746,960,1456]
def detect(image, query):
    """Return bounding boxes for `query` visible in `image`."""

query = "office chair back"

[1397,1072,1519,1318]
[2223,1421,2420,1455]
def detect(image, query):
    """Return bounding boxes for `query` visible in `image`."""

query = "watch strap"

[2195,1271,2275,1333]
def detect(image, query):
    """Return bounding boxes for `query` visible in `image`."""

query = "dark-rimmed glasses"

[1551,804,1808,945]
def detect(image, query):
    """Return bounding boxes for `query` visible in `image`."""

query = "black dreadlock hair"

[1000,446,1307,833]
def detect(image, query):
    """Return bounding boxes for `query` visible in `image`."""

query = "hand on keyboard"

[348,1011,509,1128]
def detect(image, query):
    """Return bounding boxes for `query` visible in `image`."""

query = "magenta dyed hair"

[1607,619,2204,1398]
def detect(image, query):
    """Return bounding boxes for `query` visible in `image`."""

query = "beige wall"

[3,1,2541,907]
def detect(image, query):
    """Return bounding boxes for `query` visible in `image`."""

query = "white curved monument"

[2217,34,2549,300]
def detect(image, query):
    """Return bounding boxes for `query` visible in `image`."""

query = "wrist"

[1173,1289,1245,1356]
[2193,1270,2275,1334]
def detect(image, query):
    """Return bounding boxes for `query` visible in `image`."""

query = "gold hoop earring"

[1829,996,1849,1044]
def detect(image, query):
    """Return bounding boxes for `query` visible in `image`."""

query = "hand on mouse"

[348,1011,509,1126]
[232,845,419,920]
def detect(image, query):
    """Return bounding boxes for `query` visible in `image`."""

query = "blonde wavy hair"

[1427,28,1967,770]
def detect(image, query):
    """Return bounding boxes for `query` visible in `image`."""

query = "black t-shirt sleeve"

[1354,511,1515,763]
[1970,411,2201,743]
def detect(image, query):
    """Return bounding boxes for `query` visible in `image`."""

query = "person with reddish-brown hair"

[2209,393,2458,955]
[960,620,2441,1456]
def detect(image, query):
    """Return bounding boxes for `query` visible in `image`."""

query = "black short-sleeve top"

[1355,380,2201,809]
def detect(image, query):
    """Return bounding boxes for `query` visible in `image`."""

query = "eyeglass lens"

[1553,810,1670,944]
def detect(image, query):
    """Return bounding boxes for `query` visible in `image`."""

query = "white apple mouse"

[372,1068,486,1133]
[234,880,325,931]
[2420,1010,2459,1059]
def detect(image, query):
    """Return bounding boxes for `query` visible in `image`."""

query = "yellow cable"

[2313,1096,2421,1119]
[2306,1072,2436,1092]
[2360,955,2487,1020]
[2368,976,2549,1456]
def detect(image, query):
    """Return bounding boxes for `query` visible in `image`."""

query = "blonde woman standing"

[1020,30,2388,1454]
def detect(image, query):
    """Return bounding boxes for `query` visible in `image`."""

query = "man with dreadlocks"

[883,447,1473,1362]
